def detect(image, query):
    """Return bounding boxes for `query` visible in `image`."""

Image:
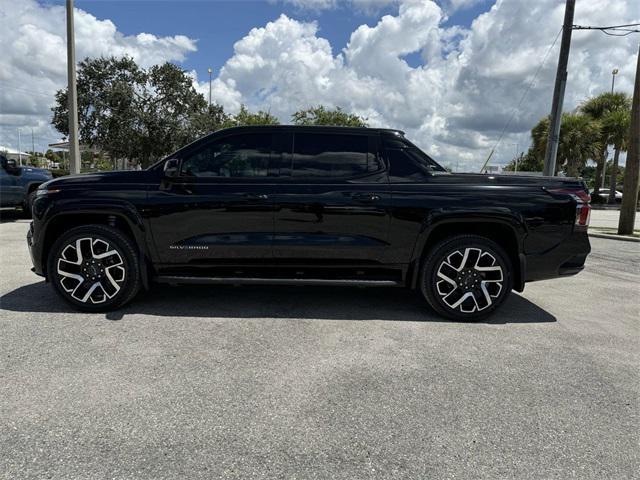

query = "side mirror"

[164,158,180,178]
[6,159,17,170]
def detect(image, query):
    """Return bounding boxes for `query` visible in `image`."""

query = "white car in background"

[590,188,623,202]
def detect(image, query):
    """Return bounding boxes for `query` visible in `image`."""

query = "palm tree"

[579,92,632,196]
[530,113,601,177]
[602,109,631,204]
[530,117,549,163]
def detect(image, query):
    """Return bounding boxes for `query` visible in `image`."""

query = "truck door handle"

[244,193,269,200]
[353,193,381,203]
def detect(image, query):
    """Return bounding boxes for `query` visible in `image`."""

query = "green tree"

[292,106,368,127]
[579,92,632,196]
[225,105,280,127]
[136,62,213,165]
[52,56,220,168]
[52,56,144,167]
[190,104,230,137]
[503,149,543,172]
[530,113,601,177]
[601,108,631,204]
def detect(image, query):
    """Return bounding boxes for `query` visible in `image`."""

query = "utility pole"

[611,68,619,93]
[618,45,640,235]
[543,0,576,176]
[208,68,213,107]
[66,0,81,175]
[17,129,22,166]
[31,129,35,162]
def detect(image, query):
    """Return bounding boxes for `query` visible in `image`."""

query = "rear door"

[272,130,391,263]
[148,131,279,268]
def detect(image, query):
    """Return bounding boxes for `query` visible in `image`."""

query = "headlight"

[36,186,61,197]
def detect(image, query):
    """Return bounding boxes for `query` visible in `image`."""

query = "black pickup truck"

[27,126,591,320]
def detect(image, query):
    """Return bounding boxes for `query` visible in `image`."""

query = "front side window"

[292,133,381,178]
[181,133,272,178]
[384,135,446,182]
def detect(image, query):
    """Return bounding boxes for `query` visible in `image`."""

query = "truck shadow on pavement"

[1,281,556,324]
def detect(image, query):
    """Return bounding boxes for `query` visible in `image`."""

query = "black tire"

[22,190,36,218]
[47,224,141,312]
[420,235,513,321]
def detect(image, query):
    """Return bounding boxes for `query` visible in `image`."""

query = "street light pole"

[543,0,576,176]
[207,68,213,108]
[511,143,519,172]
[66,0,81,175]
[611,68,619,93]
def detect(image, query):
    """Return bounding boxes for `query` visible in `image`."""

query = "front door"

[272,131,391,263]
[148,131,278,271]
[0,163,23,207]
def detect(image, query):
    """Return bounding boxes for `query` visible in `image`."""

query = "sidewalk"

[589,209,640,230]
[588,209,640,242]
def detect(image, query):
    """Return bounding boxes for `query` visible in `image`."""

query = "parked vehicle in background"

[27,126,591,320]
[0,154,52,217]
[590,188,622,203]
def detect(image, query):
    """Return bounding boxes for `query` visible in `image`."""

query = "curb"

[589,232,640,243]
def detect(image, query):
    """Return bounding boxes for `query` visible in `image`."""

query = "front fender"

[36,198,149,281]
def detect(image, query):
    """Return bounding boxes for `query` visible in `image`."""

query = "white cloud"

[278,0,398,12]
[1,0,637,171]
[194,0,638,171]
[0,0,197,153]
[279,0,339,10]
[278,0,486,15]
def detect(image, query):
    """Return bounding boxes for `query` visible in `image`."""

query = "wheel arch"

[408,217,526,292]
[41,207,150,289]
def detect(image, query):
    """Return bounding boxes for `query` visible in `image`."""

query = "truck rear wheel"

[47,225,140,312]
[420,235,512,321]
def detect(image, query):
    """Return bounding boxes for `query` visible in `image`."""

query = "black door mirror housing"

[164,158,180,178]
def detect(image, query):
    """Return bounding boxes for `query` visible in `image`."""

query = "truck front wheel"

[421,235,513,321]
[47,225,141,312]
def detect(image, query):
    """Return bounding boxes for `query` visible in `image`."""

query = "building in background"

[0,145,30,164]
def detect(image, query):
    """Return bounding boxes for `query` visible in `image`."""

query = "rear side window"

[181,133,272,178]
[292,133,381,178]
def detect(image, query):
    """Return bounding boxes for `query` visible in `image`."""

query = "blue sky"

[48,0,492,80]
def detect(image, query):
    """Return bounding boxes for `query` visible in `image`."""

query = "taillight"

[547,188,591,228]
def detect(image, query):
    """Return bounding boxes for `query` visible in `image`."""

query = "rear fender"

[408,211,527,292]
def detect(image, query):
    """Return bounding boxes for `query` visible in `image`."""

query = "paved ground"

[1,215,638,479]
[590,208,640,230]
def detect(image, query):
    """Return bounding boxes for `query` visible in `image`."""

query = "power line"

[481,27,563,173]
[0,84,57,98]
[572,23,640,36]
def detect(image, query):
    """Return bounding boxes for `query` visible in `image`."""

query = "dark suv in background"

[27,126,591,320]
[1,154,52,217]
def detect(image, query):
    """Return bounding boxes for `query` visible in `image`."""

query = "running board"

[154,276,402,287]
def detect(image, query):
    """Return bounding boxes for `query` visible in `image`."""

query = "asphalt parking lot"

[1,214,638,479]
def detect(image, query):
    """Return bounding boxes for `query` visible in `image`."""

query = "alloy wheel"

[56,237,126,304]
[435,247,504,314]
